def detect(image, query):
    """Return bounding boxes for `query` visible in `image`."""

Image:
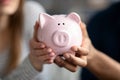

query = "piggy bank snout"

[52,30,70,47]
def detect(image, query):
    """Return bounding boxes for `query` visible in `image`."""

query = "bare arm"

[86,45,120,80]
[55,22,120,80]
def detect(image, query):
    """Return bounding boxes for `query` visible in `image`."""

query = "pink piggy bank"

[37,12,82,55]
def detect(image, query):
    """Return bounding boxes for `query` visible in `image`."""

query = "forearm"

[3,56,41,80]
[86,46,120,80]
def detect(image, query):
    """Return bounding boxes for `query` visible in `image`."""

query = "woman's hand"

[54,22,91,72]
[29,21,56,71]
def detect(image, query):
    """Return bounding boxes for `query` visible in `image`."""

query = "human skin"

[55,22,120,80]
[30,21,88,71]
[0,0,20,31]
[0,0,20,52]
[54,22,89,72]
[29,21,56,71]
[0,0,56,72]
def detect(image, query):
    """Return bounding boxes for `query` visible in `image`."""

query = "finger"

[32,48,55,56]
[82,38,91,47]
[54,56,78,72]
[63,52,75,63]
[49,52,56,57]
[42,48,54,56]
[30,39,45,49]
[54,56,67,67]
[71,46,88,56]
[38,53,55,62]
[44,58,55,64]
[64,54,87,67]
[44,47,53,53]
[80,22,89,38]
[77,47,89,56]
[33,21,39,41]
[71,46,78,52]
[80,55,87,61]
[31,49,47,56]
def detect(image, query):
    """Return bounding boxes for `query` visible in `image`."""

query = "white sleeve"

[3,57,41,80]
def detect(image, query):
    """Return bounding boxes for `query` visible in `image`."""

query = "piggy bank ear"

[67,12,81,24]
[39,13,54,28]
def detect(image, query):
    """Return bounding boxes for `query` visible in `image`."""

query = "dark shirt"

[81,2,120,80]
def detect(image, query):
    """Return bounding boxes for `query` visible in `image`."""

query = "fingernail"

[71,46,78,51]
[40,44,45,48]
[49,52,55,57]
[49,60,54,63]
[64,54,70,59]
[47,48,52,53]
[78,47,82,51]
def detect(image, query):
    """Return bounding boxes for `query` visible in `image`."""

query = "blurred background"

[28,0,119,23]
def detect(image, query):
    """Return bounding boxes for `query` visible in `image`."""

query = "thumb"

[33,21,39,41]
[80,22,89,38]
[64,54,87,67]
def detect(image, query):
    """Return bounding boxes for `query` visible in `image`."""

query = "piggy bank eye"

[58,23,60,25]
[63,23,65,25]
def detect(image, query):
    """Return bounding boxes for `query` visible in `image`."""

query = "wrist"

[86,44,97,68]
[29,54,43,71]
